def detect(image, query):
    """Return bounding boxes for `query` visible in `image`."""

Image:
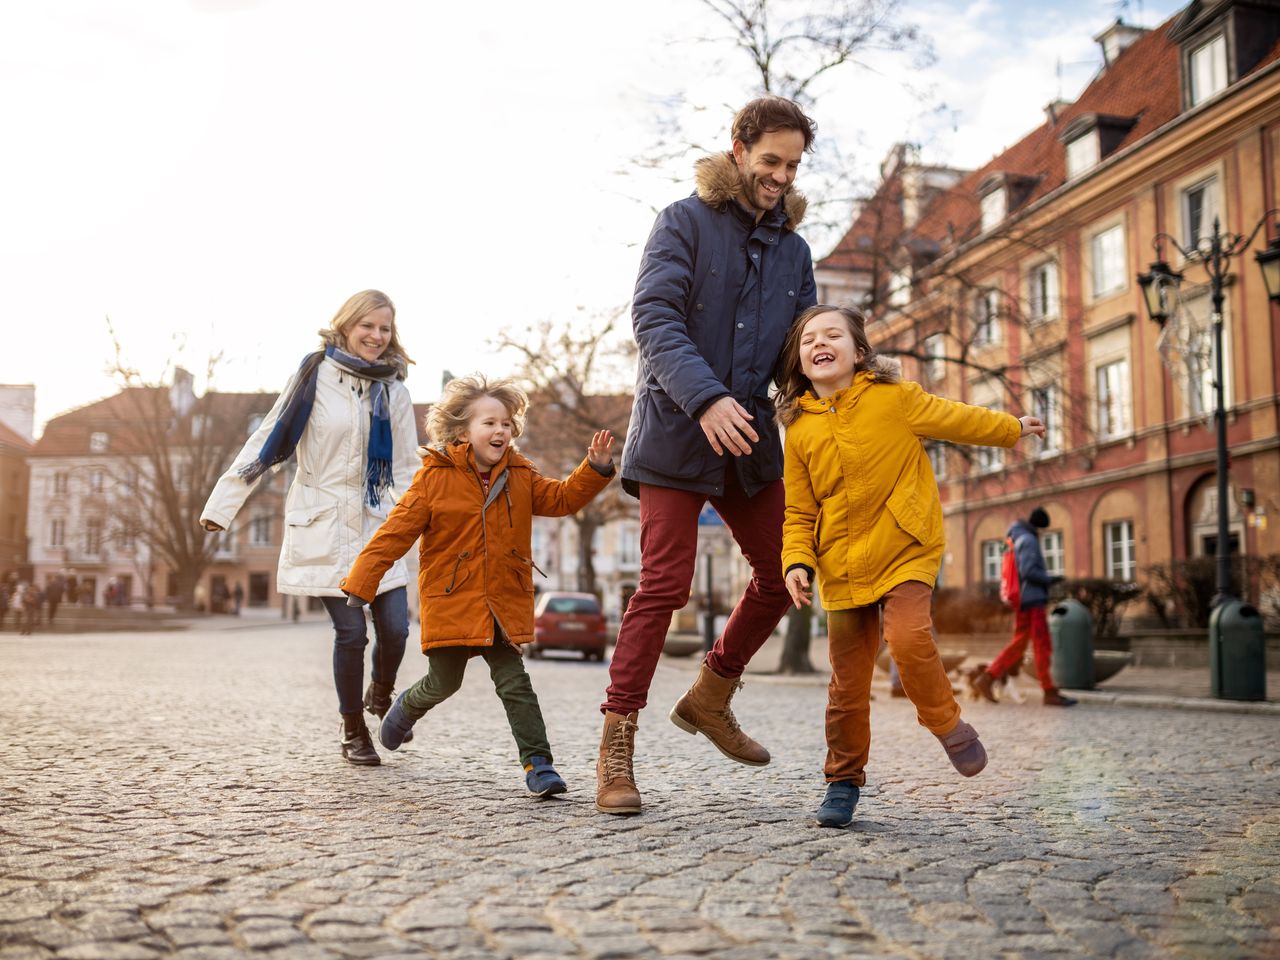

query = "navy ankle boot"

[814,781,859,828]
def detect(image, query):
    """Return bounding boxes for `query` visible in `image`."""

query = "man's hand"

[785,567,812,609]
[587,429,615,467]
[698,396,758,456]
[1018,416,1046,439]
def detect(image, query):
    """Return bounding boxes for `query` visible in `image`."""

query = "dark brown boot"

[596,711,641,815]
[670,662,770,766]
[969,668,999,704]
[340,713,380,766]
[1043,687,1078,707]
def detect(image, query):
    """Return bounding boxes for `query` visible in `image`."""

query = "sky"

[0,0,1187,436]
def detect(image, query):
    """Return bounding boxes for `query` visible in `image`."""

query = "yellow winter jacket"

[782,364,1021,609]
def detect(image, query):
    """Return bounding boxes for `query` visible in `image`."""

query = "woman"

[201,290,422,766]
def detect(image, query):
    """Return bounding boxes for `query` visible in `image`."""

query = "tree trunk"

[576,515,598,596]
[777,605,816,674]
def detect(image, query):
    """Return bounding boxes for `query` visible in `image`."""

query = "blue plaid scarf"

[239,343,401,506]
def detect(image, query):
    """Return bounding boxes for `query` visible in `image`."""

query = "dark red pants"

[988,605,1054,690]
[601,470,790,715]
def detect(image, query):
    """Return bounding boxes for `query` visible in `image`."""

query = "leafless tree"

[103,329,276,610]
[492,309,636,597]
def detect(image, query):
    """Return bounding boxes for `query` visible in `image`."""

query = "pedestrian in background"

[46,574,64,623]
[599,95,819,817]
[970,507,1076,707]
[777,305,1046,828]
[0,577,11,632]
[15,581,38,635]
[341,376,616,798]
[232,582,244,616]
[201,290,422,766]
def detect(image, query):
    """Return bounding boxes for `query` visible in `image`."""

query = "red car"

[528,592,608,661]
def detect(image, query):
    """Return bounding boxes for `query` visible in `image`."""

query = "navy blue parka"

[621,151,817,499]
[1009,518,1059,610]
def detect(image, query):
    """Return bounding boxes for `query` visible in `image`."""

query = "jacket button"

[788,290,795,297]
[737,322,744,329]
[697,303,704,310]
[751,253,758,259]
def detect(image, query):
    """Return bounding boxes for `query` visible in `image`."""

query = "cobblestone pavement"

[2,624,1278,959]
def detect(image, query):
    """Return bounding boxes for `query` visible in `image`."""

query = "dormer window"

[1188,34,1228,106]
[1065,131,1100,179]
[979,188,1006,232]
[89,431,109,453]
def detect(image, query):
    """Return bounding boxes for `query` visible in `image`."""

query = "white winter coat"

[201,357,422,597]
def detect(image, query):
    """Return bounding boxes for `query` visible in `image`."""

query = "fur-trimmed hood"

[694,151,807,231]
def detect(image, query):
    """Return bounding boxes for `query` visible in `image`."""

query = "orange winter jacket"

[341,441,613,651]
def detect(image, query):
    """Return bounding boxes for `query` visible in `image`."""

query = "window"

[922,334,945,385]
[1182,176,1220,248]
[1031,384,1062,454]
[85,518,103,555]
[1041,530,1064,577]
[53,472,69,495]
[973,400,1004,473]
[89,431,109,453]
[1027,262,1058,322]
[981,540,1003,583]
[1188,34,1227,107]
[927,443,947,480]
[619,523,640,568]
[1091,224,1126,298]
[1065,131,1099,179]
[887,268,912,308]
[249,514,272,545]
[212,528,234,557]
[1104,520,1136,581]
[90,469,106,493]
[973,290,999,346]
[1095,359,1131,439]
[980,189,1006,232]
[49,518,65,547]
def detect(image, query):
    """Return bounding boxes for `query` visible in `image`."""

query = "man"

[597,96,818,815]
[971,507,1077,707]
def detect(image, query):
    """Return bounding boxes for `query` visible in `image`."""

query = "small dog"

[966,661,1027,703]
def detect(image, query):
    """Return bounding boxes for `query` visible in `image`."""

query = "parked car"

[528,591,608,661]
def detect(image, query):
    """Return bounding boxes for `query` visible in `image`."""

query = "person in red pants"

[972,507,1077,707]
[596,96,819,815]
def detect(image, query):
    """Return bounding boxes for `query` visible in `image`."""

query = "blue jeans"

[321,587,409,715]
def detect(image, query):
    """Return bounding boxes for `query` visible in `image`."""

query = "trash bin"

[1209,599,1266,701]
[1049,598,1095,690]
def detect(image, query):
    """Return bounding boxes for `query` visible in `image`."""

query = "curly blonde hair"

[427,375,528,445]
[318,289,414,374]
[774,304,876,426]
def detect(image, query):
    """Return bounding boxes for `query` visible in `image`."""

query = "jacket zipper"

[444,550,471,594]
[511,548,546,579]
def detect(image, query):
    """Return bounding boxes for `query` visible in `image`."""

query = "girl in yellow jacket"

[342,375,616,798]
[777,305,1045,828]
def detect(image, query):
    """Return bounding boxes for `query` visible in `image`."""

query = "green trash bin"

[1049,598,1094,690]
[1209,599,1266,701]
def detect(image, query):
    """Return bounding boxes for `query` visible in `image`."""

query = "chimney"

[1095,19,1147,68]
[0,384,36,442]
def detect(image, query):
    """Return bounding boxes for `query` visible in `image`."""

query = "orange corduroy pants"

[824,579,961,784]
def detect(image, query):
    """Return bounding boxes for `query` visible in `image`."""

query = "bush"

[1057,578,1141,641]
[933,585,1009,634]
[1144,554,1280,629]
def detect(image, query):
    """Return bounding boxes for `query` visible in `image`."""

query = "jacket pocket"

[886,487,928,545]
[425,551,472,597]
[284,500,338,565]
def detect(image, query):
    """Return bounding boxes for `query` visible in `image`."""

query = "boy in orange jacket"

[342,375,615,797]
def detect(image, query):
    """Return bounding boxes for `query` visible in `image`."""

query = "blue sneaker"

[524,756,567,798]
[814,781,860,828]
[378,690,416,751]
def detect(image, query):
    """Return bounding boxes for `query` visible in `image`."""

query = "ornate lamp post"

[1136,212,1280,606]
[1137,212,1279,701]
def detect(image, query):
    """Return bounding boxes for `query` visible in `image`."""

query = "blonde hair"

[427,375,529,445]
[774,304,876,426]
[318,289,414,373]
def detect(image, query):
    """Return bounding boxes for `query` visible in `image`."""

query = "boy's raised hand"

[785,567,812,609]
[588,429,616,467]
[1018,415,1046,440]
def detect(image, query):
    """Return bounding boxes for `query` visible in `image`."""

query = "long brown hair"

[774,304,876,426]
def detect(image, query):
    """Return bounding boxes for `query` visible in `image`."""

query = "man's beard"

[739,170,783,213]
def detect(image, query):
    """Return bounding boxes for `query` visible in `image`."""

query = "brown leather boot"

[1043,687,1078,707]
[969,668,999,704]
[669,662,770,766]
[596,711,641,815]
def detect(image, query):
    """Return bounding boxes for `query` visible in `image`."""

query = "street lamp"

[1137,211,1280,608]
[1138,211,1280,701]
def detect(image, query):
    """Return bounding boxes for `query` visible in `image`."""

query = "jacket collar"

[796,357,903,414]
[693,151,807,232]
[425,442,531,474]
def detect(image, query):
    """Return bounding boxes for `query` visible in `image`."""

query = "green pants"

[400,633,552,766]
